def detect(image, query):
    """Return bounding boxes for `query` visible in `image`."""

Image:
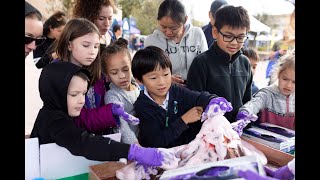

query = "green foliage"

[192,19,204,28]
[131,0,163,35]
[115,0,143,19]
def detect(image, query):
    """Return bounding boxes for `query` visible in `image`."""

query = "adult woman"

[25,1,45,59]
[33,11,67,68]
[144,0,208,85]
[73,0,116,52]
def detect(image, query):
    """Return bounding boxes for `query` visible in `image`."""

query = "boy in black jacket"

[187,5,252,123]
[132,46,232,148]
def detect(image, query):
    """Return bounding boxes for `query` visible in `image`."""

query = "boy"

[132,46,232,148]
[242,47,260,94]
[187,5,252,123]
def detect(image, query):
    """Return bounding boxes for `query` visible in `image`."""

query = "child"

[132,46,232,148]
[101,38,140,144]
[242,47,260,95]
[34,11,67,69]
[30,61,178,167]
[144,0,208,85]
[187,5,252,123]
[55,18,139,135]
[237,50,295,130]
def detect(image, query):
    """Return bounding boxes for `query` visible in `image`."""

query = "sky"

[180,0,295,24]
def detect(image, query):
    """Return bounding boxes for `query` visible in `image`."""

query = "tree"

[131,0,163,35]
[46,0,75,18]
[115,0,143,19]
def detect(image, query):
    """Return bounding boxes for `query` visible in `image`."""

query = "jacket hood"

[39,61,90,114]
[263,83,295,99]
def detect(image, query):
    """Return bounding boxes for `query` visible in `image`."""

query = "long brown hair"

[55,18,102,86]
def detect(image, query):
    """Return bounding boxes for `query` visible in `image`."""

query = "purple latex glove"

[231,111,258,136]
[128,144,179,168]
[265,166,294,180]
[238,170,278,180]
[201,97,233,121]
[111,103,140,125]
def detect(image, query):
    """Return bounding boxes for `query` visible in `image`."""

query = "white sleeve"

[287,158,295,175]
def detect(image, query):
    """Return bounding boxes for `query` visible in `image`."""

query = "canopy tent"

[249,15,271,34]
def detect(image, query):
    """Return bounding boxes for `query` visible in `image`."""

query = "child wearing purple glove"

[53,18,139,135]
[30,61,178,169]
[132,46,231,148]
[234,50,295,134]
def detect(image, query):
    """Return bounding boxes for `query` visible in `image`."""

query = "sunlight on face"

[94,5,114,35]
[68,32,100,67]
[278,68,295,96]
[67,75,88,117]
[25,18,43,58]
[142,66,172,104]
[105,52,132,91]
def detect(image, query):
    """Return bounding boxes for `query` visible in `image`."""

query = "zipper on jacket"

[229,56,232,74]
[165,110,169,127]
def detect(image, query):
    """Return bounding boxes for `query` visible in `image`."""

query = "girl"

[73,0,116,53]
[101,38,140,144]
[237,49,295,130]
[144,0,208,85]
[56,18,139,135]
[30,61,178,167]
[34,11,67,69]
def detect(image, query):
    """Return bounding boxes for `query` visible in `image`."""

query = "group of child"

[27,0,295,178]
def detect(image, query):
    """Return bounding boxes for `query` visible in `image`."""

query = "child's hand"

[111,103,140,125]
[181,106,203,124]
[172,74,185,86]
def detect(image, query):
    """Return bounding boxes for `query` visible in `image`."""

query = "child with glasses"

[132,46,232,148]
[101,38,140,145]
[55,18,139,135]
[187,5,253,123]
[25,1,45,59]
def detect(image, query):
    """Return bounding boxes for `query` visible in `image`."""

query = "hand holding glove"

[231,111,258,136]
[201,97,233,121]
[111,103,140,125]
[128,144,180,169]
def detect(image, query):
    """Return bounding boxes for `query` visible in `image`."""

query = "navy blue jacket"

[134,84,217,148]
[202,23,215,48]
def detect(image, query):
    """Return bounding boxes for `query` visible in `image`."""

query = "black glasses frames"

[25,36,46,46]
[218,30,248,43]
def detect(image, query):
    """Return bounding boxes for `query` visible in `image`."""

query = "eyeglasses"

[218,30,248,43]
[25,36,46,46]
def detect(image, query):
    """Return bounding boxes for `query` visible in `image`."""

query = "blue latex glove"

[231,111,258,136]
[265,166,294,180]
[128,144,179,168]
[238,170,278,180]
[111,103,140,125]
[201,97,233,121]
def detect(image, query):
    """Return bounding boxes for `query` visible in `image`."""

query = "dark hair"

[112,24,121,33]
[56,18,101,86]
[132,46,172,82]
[157,0,186,24]
[25,1,42,20]
[210,0,228,18]
[73,0,115,22]
[101,37,131,73]
[214,5,250,32]
[43,11,67,37]
[75,70,91,85]
[242,47,259,62]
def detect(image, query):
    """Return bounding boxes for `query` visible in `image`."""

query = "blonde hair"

[270,49,295,85]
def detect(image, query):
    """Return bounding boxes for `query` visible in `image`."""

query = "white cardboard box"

[25,133,121,180]
[242,126,294,153]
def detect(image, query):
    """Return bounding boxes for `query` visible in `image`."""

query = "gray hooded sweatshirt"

[144,24,208,80]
